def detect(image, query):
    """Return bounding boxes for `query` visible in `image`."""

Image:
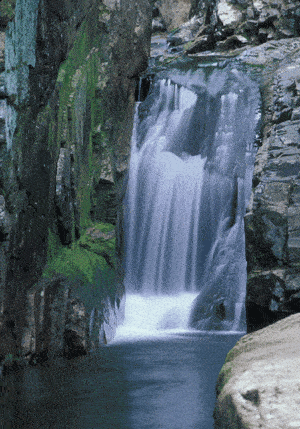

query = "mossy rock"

[55,9,114,230]
[0,0,16,20]
[44,222,117,310]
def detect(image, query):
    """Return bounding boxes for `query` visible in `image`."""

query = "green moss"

[183,41,194,51]
[216,365,232,395]
[43,6,122,310]
[44,222,115,281]
[79,222,116,261]
[45,245,101,283]
[0,0,16,19]
[44,222,116,310]
[55,11,114,229]
[224,348,237,364]
[3,353,20,364]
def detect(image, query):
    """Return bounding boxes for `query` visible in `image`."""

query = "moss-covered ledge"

[15,222,122,364]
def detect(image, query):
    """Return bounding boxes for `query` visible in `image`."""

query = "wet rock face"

[20,276,122,362]
[244,43,300,332]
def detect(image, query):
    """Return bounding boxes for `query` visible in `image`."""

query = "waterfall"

[115,66,260,341]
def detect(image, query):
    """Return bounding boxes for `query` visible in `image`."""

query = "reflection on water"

[1,333,242,429]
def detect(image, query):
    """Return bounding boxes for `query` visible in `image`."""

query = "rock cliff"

[0,0,151,362]
[244,44,300,332]
[212,39,300,428]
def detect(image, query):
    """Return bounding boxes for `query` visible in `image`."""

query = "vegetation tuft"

[44,222,117,310]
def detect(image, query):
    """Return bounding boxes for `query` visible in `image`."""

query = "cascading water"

[114,66,261,341]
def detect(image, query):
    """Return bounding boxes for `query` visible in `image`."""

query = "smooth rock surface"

[155,0,193,31]
[214,313,300,429]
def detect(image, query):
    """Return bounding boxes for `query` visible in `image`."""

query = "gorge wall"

[0,0,151,363]
[245,46,300,332]
[0,0,300,425]
[1,0,300,364]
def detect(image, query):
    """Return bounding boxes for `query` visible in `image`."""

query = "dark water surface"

[1,333,242,428]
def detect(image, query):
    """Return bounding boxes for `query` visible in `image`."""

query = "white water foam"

[113,293,199,343]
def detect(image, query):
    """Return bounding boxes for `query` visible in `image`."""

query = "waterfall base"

[113,293,199,342]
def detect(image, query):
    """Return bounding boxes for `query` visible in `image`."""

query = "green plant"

[44,223,117,310]
[55,15,114,229]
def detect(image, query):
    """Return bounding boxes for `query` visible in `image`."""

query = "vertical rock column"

[2,0,52,355]
[245,54,300,332]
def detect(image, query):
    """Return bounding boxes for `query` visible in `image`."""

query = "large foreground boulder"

[214,313,300,429]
